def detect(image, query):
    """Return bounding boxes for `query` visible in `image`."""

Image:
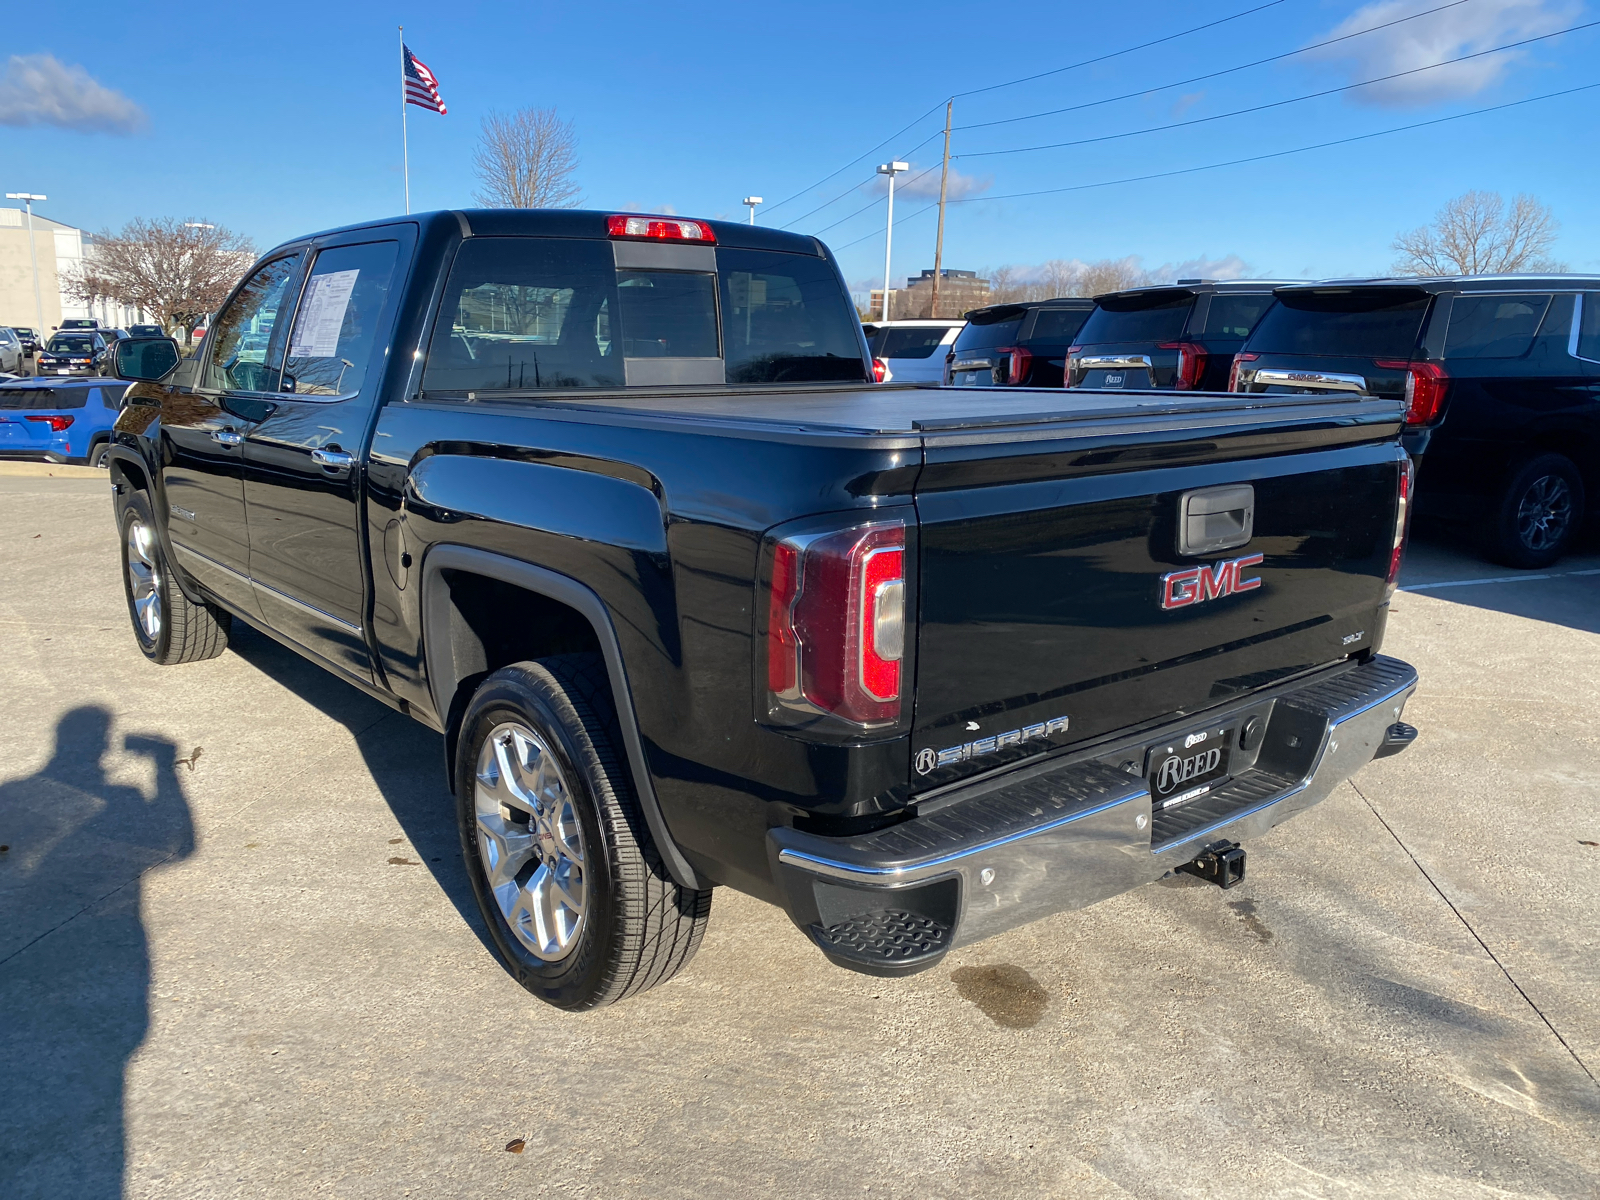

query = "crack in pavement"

[1352,780,1597,1088]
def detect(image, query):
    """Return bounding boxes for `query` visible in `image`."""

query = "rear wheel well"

[1526,430,1598,500]
[434,568,605,768]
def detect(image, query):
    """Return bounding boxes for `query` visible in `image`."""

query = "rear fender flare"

[419,544,701,891]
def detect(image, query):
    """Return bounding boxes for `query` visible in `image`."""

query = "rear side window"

[1578,294,1600,361]
[953,308,1026,353]
[616,271,719,358]
[1444,294,1552,359]
[1024,307,1090,346]
[717,248,866,384]
[1075,295,1192,344]
[0,386,89,409]
[282,241,400,396]
[866,327,951,359]
[1247,290,1431,358]
[424,238,621,393]
[1202,294,1273,339]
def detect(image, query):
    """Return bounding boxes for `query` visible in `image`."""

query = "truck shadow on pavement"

[0,707,192,1200]
[1403,522,1600,637]
[225,624,495,954]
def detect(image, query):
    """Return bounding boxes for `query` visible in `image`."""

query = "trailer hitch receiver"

[1178,842,1246,889]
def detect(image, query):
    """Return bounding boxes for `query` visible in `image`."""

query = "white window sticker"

[289,269,360,359]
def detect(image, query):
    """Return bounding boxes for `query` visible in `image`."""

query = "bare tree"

[1075,257,1150,297]
[472,107,582,209]
[61,218,256,338]
[1392,190,1563,276]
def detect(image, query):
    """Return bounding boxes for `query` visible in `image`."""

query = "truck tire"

[1484,452,1584,569]
[117,490,232,664]
[456,655,713,1009]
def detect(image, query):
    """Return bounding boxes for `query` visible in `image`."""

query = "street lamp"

[5,192,48,343]
[875,162,908,321]
[742,196,762,225]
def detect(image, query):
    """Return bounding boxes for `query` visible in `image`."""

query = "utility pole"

[876,161,908,322]
[6,192,48,340]
[930,100,953,320]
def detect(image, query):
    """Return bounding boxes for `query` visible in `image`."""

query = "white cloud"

[1149,254,1257,282]
[868,162,991,202]
[1310,0,1577,108]
[0,54,145,133]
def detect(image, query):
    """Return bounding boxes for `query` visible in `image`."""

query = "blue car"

[0,377,129,467]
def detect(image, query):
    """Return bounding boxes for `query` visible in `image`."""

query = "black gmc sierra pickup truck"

[105,209,1419,1010]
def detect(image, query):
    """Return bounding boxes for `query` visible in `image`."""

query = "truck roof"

[269,208,829,259]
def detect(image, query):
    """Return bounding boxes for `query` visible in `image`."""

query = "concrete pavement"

[0,476,1595,1198]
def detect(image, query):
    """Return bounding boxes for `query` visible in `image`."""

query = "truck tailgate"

[909,392,1407,789]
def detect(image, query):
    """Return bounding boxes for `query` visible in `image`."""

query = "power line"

[810,164,943,237]
[956,0,1474,133]
[777,128,946,230]
[827,80,1600,250]
[761,0,1298,218]
[958,18,1600,160]
[952,0,1294,100]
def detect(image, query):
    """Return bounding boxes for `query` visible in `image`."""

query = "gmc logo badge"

[1160,553,1264,610]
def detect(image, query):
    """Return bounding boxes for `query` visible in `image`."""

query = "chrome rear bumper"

[769,655,1418,976]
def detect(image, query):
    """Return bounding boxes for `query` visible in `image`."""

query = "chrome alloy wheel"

[1516,473,1573,552]
[125,517,163,640]
[474,721,588,961]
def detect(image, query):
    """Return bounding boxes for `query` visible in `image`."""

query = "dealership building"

[1,206,147,335]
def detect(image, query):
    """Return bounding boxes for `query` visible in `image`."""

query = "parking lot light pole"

[876,162,908,321]
[6,192,48,343]
[742,196,762,225]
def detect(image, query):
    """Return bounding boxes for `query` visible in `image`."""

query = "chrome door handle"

[212,429,244,446]
[311,448,355,468]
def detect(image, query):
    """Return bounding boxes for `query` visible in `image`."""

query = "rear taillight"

[1228,352,1258,393]
[1384,456,1414,598]
[872,357,887,383]
[1064,345,1083,388]
[997,346,1032,385]
[25,415,73,432]
[1374,360,1448,426]
[766,519,906,728]
[1160,341,1209,390]
[943,351,954,386]
[606,214,717,243]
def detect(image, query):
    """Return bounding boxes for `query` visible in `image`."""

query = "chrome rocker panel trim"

[771,655,1417,971]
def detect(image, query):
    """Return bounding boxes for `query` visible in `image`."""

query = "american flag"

[403,45,447,115]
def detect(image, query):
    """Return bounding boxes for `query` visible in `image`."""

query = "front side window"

[1444,294,1552,359]
[717,248,866,383]
[204,255,301,392]
[282,241,399,397]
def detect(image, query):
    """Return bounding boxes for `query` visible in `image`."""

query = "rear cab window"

[1246,289,1432,359]
[422,238,866,394]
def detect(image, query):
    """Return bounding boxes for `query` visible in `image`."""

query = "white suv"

[0,327,24,375]
[863,319,964,384]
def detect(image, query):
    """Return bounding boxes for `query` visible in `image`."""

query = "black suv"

[946,298,1094,388]
[1233,276,1600,567]
[1066,280,1295,392]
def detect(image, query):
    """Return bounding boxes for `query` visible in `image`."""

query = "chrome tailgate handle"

[1251,368,1369,394]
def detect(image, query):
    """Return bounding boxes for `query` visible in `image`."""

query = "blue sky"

[3,0,1598,294]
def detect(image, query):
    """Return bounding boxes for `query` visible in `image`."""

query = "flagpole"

[399,25,410,214]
